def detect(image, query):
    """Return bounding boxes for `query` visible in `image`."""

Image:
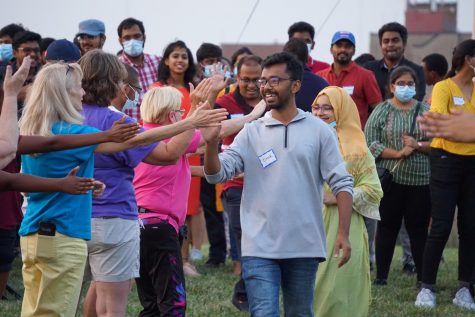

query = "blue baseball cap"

[331,31,356,46]
[76,19,105,37]
[46,39,81,62]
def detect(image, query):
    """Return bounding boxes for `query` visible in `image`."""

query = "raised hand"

[107,116,140,142]
[186,101,228,128]
[61,166,95,194]
[189,79,213,108]
[3,56,31,97]
[417,109,475,142]
[208,62,230,94]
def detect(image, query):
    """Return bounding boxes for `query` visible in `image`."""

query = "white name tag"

[342,86,354,95]
[258,150,277,168]
[453,96,464,106]
[230,113,244,119]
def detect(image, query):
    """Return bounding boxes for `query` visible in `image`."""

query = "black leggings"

[421,149,475,285]
[376,182,431,281]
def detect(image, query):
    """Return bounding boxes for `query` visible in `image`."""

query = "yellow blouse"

[430,78,475,155]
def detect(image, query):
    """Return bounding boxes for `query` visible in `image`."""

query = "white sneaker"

[183,262,201,277]
[189,248,203,261]
[453,287,475,311]
[415,288,436,308]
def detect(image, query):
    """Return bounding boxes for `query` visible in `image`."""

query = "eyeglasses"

[17,47,40,54]
[238,77,260,86]
[128,84,142,93]
[257,76,293,88]
[173,109,186,115]
[394,81,415,87]
[311,105,334,113]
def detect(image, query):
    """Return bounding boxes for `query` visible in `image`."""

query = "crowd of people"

[0,16,474,317]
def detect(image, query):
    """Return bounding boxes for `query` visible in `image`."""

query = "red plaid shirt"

[119,52,161,122]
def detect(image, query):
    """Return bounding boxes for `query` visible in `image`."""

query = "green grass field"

[1,247,473,316]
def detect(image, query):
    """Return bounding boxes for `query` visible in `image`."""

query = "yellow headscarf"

[314,87,383,220]
[313,86,368,160]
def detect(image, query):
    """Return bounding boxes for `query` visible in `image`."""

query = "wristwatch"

[417,142,423,149]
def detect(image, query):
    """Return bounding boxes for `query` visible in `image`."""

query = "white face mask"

[306,43,312,54]
[122,88,139,112]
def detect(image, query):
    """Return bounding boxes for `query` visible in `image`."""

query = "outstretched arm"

[0,166,95,194]
[18,116,139,154]
[0,57,31,168]
[417,109,475,142]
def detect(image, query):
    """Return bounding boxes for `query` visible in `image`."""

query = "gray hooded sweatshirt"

[206,109,353,260]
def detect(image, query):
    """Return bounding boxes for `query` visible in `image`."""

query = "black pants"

[200,178,226,263]
[136,222,186,317]
[422,149,475,285]
[375,182,431,281]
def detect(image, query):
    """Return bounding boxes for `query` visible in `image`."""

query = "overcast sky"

[4,0,474,63]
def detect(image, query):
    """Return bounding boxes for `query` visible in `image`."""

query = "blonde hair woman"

[18,62,227,317]
[133,83,265,316]
[312,86,383,317]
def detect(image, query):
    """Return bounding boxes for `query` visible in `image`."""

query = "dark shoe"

[232,293,249,311]
[403,263,417,275]
[373,278,387,286]
[205,259,224,268]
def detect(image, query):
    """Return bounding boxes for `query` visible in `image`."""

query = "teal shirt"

[364,100,430,186]
[19,122,100,240]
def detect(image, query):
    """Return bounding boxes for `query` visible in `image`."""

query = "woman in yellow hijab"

[312,86,383,317]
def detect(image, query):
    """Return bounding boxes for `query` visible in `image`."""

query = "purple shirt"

[82,104,157,219]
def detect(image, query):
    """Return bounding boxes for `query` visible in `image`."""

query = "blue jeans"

[241,257,319,317]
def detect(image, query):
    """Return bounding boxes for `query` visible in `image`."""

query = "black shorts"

[0,229,18,272]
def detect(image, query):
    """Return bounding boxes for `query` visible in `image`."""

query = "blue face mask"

[233,66,238,76]
[122,89,139,112]
[202,64,232,79]
[328,121,337,129]
[0,44,13,62]
[202,64,214,78]
[123,39,144,57]
[394,85,416,103]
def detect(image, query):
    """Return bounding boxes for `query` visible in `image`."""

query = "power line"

[236,0,261,44]
[315,0,343,37]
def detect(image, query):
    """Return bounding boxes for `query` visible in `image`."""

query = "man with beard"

[364,22,425,101]
[283,38,329,113]
[201,52,353,316]
[75,19,106,56]
[318,31,381,128]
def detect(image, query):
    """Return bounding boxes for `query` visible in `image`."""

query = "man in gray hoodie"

[201,52,354,316]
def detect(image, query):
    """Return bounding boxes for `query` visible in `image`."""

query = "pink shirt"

[133,123,201,233]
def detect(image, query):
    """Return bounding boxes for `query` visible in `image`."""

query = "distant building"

[369,0,471,64]
[221,43,283,61]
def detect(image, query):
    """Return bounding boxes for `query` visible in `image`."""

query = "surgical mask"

[306,43,312,54]
[122,89,139,112]
[0,44,13,62]
[123,39,144,57]
[328,121,337,129]
[233,66,238,76]
[394,85,416,103]
[203,64,214,78]
[202,64,232,79]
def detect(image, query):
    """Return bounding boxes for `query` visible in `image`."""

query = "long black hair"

[446,39,475,78]
[157,40,196,91]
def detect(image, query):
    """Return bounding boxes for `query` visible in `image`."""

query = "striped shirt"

[119,52,161,122]
[364,100,430,186]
